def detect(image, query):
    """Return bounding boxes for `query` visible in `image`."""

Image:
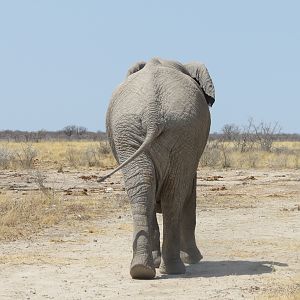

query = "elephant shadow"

[158,260,288,279]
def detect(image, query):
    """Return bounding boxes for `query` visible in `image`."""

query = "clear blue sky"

[0,1,299,133]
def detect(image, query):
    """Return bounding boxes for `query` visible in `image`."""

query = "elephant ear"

[126,61,147,77]
[184,62,215,106]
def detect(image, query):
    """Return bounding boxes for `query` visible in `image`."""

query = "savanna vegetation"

[0,120,299,171]
[0,120,299,240]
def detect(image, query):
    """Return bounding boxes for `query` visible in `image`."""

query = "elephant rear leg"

[180,174,203,264]
[152,213,161,268]
[159,177,187,275]
[160,200,186,274]
[122,156,156,279]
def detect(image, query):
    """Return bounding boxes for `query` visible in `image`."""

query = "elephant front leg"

[180,174,203,264]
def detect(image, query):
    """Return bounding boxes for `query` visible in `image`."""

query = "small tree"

[24,131,34,142]
[77,126,87,137]
[252,121,281,152]
[237,118,257,152]
[222,124,240,141]
[63,125,77,138]
[34,129,46,142]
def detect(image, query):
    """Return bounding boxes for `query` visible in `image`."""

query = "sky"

[0,1,299,133]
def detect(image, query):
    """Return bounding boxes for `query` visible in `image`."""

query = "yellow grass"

[0,193,63,240]
[200,141,300,169]
[0,140,116,170]
[0,140,119,240]
[273,141,300,150]
[0,140,299,170]
[0,191,122,241]
[227,150,299,169]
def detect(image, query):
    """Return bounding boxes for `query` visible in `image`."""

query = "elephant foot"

[130,255,155,279]
[180,247,203,264]
[159,258,186,275]
[152,250,161,268]
[130,264,156,279]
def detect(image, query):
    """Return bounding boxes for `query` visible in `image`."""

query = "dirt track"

[0,168,299,299]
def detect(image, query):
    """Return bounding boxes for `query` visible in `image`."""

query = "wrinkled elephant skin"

[103,58,215,279]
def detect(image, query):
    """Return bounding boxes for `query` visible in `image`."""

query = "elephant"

[98,58,215,279]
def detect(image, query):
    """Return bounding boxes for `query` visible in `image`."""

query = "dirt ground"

[0,168,299,299]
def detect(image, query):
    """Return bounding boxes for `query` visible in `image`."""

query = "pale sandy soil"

[0,168,299,299]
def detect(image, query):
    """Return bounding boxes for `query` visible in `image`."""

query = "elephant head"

[126,59,215,107]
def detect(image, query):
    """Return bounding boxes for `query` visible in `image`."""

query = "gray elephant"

[99,58,215,279]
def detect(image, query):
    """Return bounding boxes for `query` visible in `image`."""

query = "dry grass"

[0,140,299,171]
[0,193,63,240]
[0,139,299,240]
[0,190,123,241]
[0,140,116,170]
[200,141,300,169]
[0,140,122,241]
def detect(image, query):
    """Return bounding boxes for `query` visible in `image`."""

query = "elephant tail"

[97,128,160,183]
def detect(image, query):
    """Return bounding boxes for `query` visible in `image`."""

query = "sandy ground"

[0,168,299,299]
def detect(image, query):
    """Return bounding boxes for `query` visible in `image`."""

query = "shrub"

[0,147,15,169]
[65,147,80,168]
[200,141,221,167]
[15,144,38,169]
[65,142,114,168]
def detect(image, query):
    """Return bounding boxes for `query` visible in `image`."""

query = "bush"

[15,144,38,169]
[65,147,81,168]
[200,141,221,167]
[0,147,15,169]
[65,142,114,168]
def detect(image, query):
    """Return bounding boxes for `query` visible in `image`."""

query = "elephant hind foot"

[180,248,203,264]
[159,259,186,275]
[152,250,161,268]
[130,264,156,279]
